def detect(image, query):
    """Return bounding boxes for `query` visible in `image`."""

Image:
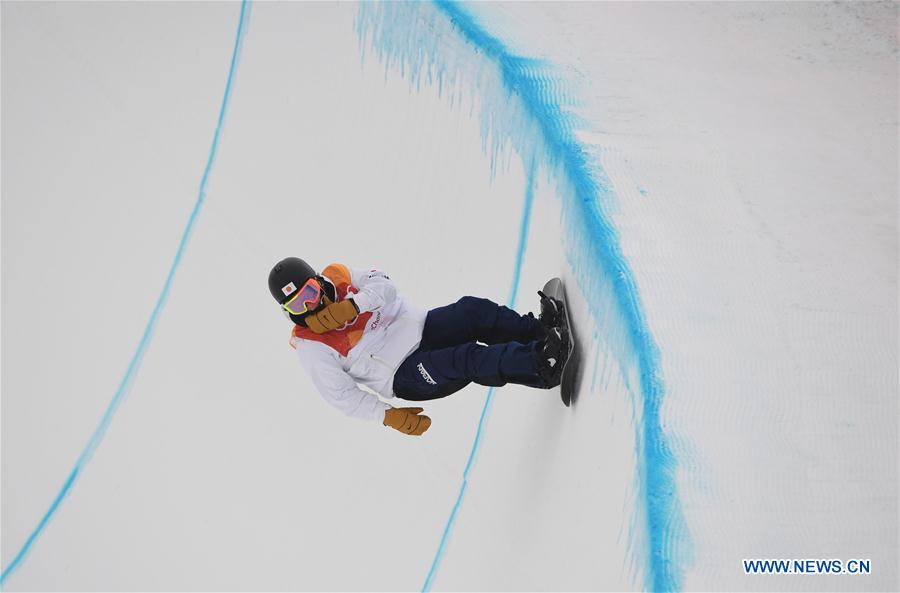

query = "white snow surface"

[2,2,897,592]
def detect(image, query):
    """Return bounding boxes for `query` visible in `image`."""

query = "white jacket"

[290,266,427,422]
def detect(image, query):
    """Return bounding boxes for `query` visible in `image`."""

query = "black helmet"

[268,257,316,304]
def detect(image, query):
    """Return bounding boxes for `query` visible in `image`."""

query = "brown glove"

[305,298,359,334]
[383,407,431,436]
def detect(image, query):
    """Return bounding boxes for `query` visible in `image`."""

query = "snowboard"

[541,277,581,407]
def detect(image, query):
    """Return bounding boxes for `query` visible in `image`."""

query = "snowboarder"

[268,258,568,436]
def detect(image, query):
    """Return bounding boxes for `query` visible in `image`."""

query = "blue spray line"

[412,2,686,591]
[0,1,250,586]
[422,159,537,592]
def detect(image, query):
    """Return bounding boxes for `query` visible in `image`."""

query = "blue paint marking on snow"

[358,1,689,591]
[507,157,537,309]
[0,1,250,586]
[421,159,536,593]
[428,6,689,589]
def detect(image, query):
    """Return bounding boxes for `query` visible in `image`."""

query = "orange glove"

[383,407,431,436]
[305,299,359,334]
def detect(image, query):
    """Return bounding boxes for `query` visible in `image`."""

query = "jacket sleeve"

[295,342,390,423]
[347,267,398,313]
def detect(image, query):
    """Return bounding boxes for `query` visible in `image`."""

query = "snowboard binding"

[537,290,564,330]
[536,322,569,388]
[538,279,580,406]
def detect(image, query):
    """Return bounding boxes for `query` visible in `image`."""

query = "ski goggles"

[281,277,322,316]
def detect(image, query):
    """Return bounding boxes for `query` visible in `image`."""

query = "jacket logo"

[370,310,382,330]
[417,363,437,385]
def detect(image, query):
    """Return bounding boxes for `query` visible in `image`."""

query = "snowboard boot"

[537,290,564,331]
[535,323,569,388]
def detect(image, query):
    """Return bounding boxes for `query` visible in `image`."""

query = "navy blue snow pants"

[392,296,546,401]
